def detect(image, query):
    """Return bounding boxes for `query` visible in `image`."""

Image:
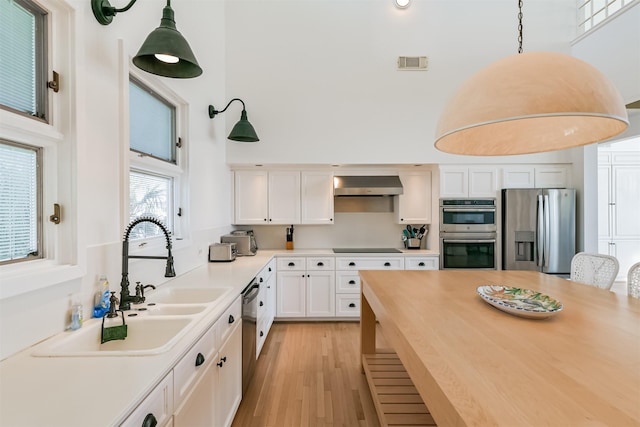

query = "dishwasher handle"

[242,282,260,304]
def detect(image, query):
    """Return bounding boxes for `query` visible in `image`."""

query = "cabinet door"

[121,372,174,427]
[276,272,306,317]
[174,361,217,427]
[534,166,568,188]
[468,167,498,197]
[396,172,432,224]
[234,170,268,224]
[301,171,334,224]
[307,271,335,317]
[611,165,640,239]
[440,167,468,198]
[217,323,242,427]
[268,171,301,224]
[502,166,535,189]
[265,272,276,331]
[598,165,612,240]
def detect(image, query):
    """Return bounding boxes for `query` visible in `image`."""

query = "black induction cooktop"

[332,248,402,253]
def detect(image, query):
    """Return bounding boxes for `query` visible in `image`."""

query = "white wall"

[0,0,230,360]
[224,0,577,165]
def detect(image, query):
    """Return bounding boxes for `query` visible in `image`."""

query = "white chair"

[570,252,619,290]
[628,262,640,298]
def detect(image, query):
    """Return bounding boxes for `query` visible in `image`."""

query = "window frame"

[0,0,80,300]
[0,0,49,122]
[127,67,189,246]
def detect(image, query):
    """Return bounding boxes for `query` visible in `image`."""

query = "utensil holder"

[405,238,421,249]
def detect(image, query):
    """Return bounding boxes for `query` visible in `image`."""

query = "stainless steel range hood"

[333,176,403,196]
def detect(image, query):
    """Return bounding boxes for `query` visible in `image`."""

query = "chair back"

[570,252,619,290]
[628,262,640,298]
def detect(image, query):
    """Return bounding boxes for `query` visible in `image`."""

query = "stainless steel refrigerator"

[502,188,576,274]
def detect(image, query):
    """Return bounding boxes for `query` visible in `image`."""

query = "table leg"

[360,289,376,372]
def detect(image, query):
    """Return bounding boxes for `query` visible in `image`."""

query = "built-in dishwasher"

[241,278,260,396]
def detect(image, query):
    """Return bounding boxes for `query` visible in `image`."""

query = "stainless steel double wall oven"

[439,198,498,269]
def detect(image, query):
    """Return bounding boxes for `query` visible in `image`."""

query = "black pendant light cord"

[517,0,524,54]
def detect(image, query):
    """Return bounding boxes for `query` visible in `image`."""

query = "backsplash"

[242,213,433,250]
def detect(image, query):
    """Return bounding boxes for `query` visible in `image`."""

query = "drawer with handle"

[277,257,305,271]
[336,272,361,293]
[306,257,335,270]
[335,257,404,270]
[335,295,360,317]
[405,256,439,270]
[173,324,217,409]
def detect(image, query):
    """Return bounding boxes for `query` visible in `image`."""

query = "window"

[0,0,48,121]
[577,0,636,36]
[128,75,185,241]
[0,140,41,265]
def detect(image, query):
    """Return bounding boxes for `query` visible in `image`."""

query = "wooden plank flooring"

[232,322,383,427]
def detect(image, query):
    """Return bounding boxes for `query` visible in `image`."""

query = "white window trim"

[123,47,191,255]
[0,0,80,300]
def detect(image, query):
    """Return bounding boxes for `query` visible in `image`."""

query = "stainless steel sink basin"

[32,316,193,357]
[146,287,232,304]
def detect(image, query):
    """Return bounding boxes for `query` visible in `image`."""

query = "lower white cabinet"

[121,372,174,427]
[216,320,242,427]
[405,256,439,270]
[276,256,335,318]
[124,297,242,427]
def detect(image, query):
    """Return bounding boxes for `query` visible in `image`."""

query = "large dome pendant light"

[434,0,628,156]
[92,0,202,79]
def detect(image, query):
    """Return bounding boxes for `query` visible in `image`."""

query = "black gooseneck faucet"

[119,217,176,311]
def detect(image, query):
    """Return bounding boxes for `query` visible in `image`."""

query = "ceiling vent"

[398,56,428,70]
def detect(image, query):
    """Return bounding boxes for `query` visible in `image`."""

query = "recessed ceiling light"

[395,0,410,9]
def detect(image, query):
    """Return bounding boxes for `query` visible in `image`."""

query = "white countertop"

[0,249,439,427]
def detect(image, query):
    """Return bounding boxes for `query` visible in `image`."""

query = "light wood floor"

[231,322,383,427]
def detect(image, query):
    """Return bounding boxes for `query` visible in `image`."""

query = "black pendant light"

[208,99,260,142]
[92,0,202,79]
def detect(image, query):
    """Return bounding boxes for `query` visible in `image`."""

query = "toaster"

[220,230,258,256]
[209,242,237,262]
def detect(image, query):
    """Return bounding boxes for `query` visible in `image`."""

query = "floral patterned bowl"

[476,285,563,319]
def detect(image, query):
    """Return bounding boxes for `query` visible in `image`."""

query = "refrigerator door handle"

[537,195,544,267]
[544,194,551,269]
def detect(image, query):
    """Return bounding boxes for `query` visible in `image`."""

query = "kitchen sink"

[130,304,207,316]
[32,316,193,357]
[146,287,232,304]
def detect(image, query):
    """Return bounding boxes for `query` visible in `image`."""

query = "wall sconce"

[92,0,202,79]
[208,99,260,142]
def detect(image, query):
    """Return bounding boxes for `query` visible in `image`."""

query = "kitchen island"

[360,270,640,426]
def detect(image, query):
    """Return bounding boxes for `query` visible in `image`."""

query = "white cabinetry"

[334,256,405,318]
[395,171,432,224]
[301,171,334,224]
[256,258,276,357]
[502,165,570,189]
[216,317,242,427]
[404,255,439,270]
[440,166,498,198]
[121,372,174,427]
[234,170,301,224]
[276,256,335,318]
[598,150,640,281]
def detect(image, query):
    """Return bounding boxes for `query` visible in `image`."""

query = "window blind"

[0,0,46,118]
[129,170,173,239]
[0,141,40,263]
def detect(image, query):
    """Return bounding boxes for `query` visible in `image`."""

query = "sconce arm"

[92,0,141,25]
[208,98,246,119]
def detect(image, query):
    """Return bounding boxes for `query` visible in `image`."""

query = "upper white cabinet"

[301,171,334,224]
[395,171,432,224]
[234,170,301,224]
[502,165,570,189]
[440,166,498,198]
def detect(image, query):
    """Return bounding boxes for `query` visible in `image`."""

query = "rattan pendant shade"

[434,52,629,156]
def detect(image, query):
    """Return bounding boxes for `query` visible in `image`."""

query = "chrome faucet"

[119,217,175,310]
